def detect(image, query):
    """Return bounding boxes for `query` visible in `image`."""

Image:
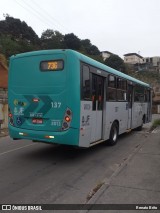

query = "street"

[0,125,156,206]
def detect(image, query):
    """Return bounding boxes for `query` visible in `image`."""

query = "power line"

[17,0,70,34]
[31,0,71,33]
[15,0,68,35]
[14,0,52,29]
[21,0,65,33]
[16,0,55,28]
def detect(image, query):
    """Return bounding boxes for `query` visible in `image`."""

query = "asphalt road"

[0,128,152,206]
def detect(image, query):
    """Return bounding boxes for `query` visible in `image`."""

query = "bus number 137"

[51,102,61,108]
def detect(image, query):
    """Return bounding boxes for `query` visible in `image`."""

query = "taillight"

[62,108,72,130]
[8,107,14,126]
[65,116,71,122]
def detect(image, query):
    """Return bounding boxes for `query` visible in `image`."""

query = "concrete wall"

[0,103,8,129]
[124,55,144,64]
[0,89,8,129]
[0,63,8,89]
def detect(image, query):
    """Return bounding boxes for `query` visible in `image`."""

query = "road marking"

[0,143,36,157]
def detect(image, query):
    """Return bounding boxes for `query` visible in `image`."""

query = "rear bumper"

[9,125,79,146]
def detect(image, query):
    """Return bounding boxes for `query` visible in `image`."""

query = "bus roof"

[10,49,150,88]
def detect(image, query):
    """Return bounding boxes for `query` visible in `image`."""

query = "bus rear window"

[40,60,64,71]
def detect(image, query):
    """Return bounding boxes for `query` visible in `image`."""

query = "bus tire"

[136,115,145,131]
[136,124,143,131]
[108,122,119,146]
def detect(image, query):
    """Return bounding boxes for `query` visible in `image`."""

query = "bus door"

[127,84,133,129]
[91,74,104,142]
[146,89,152,122]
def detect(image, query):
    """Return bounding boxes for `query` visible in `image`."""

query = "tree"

[0,34,39,58]
[0,15,39,44]
[104,54,125,72]
[0,15,40,58]
[64,33,81,50]
[41,29,64,49]
[88,45,100,55]
[81,39,100,55]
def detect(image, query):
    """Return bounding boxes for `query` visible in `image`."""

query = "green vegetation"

[130,70,160,85]
[1,14,160,83]
[104,54,125,73]
[151,119,160,130]
[0,15,102,63]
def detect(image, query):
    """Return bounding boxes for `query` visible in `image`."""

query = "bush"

[152,119,160,129]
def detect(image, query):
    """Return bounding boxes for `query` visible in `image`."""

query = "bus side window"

[117,78,127,101]
[134,85,144,102]
[82,65,91,100]
[92,75,97,110]
[107,75,116,101]
[144,89,150,102]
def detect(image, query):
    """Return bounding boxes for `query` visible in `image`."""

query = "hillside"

[129,70,160,86]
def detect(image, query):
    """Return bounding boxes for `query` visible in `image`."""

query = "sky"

[0,0,160,58]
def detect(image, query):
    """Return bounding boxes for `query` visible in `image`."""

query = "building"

[144,56,160,73]
[124,53,144,64]
[0,61,8,89]
[0,60,8,129]
[101,51,113,61]
[152,83,160,114]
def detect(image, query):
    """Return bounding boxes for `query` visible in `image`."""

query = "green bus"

[8,49,151,147]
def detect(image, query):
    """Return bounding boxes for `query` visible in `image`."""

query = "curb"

[0,128,9,138]
[79,138,147,213]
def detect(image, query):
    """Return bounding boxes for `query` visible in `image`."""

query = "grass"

[86,181,104,202]
[151,119,160,131]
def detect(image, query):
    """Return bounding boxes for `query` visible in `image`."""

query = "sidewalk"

[0,128,8,138]
[84,116,160,212]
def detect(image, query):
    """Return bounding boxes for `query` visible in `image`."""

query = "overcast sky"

[0,0,160,58]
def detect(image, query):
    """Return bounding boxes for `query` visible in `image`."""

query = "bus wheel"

[136,124,143,131]
[108,122,119,146]
[136,116,145,131]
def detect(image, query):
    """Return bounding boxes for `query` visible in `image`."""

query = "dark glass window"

[134,85,145,102]
[117,90,127,101]
[82,65,91,100]
[144,90,150,102]
[108,75,116,88]
[107,75,116,101]
[117,78,127,101]
[92,74,104,110]
[108,88,117,101]
[117,78,127,90]
[97,76,104,110]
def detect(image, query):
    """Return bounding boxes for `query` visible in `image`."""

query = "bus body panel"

[9,124,79,146]
[79,101,92,147]
[9,50,80,146]
[105,102,129,134]
[8,49,152,148]
[132,102,148,129]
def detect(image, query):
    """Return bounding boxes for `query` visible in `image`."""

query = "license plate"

[32,118,43,124]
